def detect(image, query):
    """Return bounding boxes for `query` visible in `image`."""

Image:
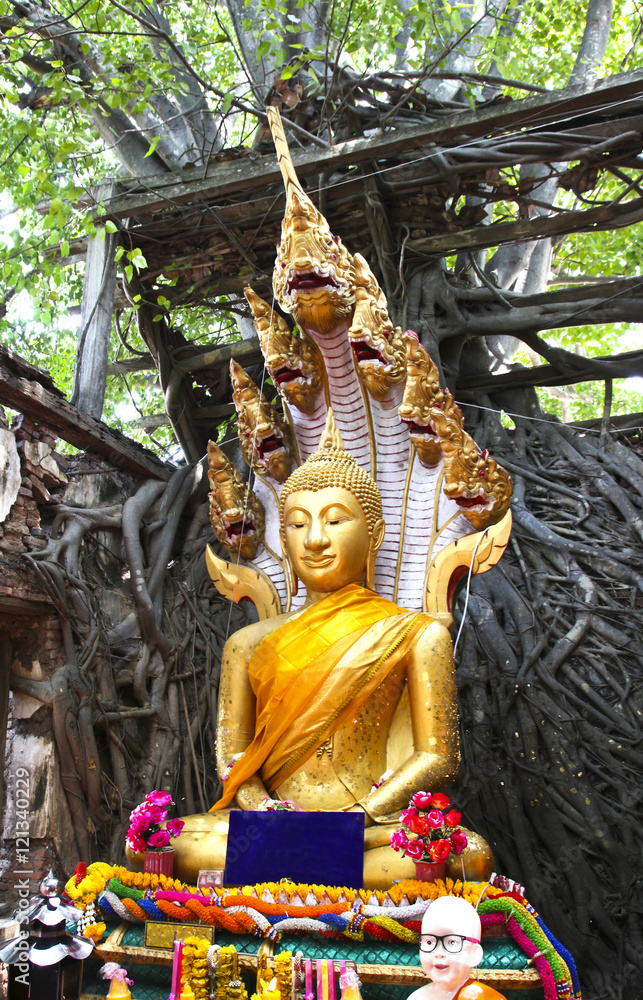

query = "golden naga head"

[349,253,406,400]
[272,185,355,334]
[207,440,266,561]
[244,286,324,415]
[440,428,513,531]
[278,410,382,536]
[398,333,450,467]
[230,358,295,483]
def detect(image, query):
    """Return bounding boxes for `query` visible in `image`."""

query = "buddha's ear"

[280,528,298,598]
[370,518,385,555]
[366,519,385,591]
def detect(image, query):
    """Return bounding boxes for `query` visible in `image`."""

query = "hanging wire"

[456,399,639,435]
[453,530,485,660]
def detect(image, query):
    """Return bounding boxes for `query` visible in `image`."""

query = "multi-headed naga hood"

[244,286,324,415]
[269,108,355,335]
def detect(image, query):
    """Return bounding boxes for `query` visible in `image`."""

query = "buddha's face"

[282,487,375,595]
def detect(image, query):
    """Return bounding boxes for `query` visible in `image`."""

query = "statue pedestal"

[83,922,544,999]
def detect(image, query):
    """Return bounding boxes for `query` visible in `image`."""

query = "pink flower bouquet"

[125,790,185,854]
[390,790,468,863]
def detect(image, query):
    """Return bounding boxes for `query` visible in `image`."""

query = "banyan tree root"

[13,464,247,864]
[453,394,643,996]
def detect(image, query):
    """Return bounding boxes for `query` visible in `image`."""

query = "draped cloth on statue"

[452,980,507,999]
[211,583,426,811]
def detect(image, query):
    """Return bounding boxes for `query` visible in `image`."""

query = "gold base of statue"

[126,814,493,889]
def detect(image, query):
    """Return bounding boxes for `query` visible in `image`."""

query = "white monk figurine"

[407,897,506,1000]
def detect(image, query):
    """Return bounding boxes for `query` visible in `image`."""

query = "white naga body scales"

[205,108,513,625]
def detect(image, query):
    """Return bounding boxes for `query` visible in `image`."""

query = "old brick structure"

[0,398,164,912]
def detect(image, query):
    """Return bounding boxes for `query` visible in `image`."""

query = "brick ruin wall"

[0,407,136,911]
[0,409,70,912]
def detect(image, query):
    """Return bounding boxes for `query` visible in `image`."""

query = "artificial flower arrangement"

[390,791,468,863]
[221,752,244,782]
[125,790,185,854]
[257,796,302,812]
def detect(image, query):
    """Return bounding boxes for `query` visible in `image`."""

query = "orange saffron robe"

[211,583,427,811]
[453,980,506,999]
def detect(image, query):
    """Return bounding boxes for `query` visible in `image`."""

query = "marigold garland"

[66,865,451,913]
[82,921,106,942]
[182,935,210,1000]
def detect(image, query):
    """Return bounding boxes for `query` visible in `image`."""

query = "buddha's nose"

[306,520,330,550]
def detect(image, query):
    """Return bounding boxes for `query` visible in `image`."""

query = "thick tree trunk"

[72,181,118,420]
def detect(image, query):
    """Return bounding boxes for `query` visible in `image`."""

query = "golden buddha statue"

[128,109,511,889]
[169,413,493,887]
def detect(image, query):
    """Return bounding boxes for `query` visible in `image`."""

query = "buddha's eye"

[326,511,350,525]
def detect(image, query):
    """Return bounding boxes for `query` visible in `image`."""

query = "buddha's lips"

[256,434,284,459]
[274,366,303,386]
[454,494,490,508]
[401,417,437,437]
[287,270,339,293]
[352,340,386,366]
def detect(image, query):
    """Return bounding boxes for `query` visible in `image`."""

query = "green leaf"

[105,220,118,233]
[145,135,161,158]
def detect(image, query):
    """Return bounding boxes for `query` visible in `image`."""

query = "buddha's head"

[419,897,483,990]
[278,411,384,597]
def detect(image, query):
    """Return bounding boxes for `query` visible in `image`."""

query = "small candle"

[169,939,184,1000]
[305,958,313,1000]
[321,961,330,1000]
[327,961,336,1000]
[316,959,323,1000]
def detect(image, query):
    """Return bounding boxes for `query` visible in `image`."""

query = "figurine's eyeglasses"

[419,934,481,954]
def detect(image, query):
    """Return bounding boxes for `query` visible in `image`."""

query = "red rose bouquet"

[125,790,185,854]
[389,790,468,863]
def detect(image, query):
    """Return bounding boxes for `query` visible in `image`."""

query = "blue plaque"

[224,810,365,888]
